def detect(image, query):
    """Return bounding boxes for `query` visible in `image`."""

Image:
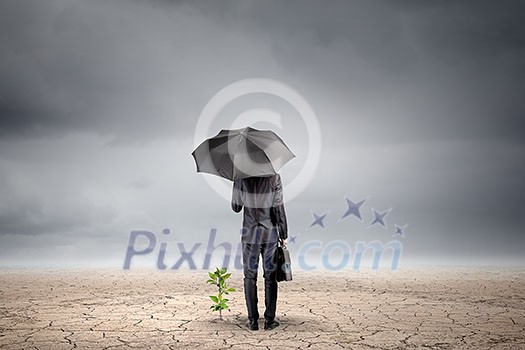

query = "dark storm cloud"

[0,0,524,266]
[232,0,525,142]
[0,0,229,140]
[2,0,524,142]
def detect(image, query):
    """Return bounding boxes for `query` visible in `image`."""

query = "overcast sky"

[1,0,524,268]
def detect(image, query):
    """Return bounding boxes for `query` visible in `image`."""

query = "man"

[232,174,288,331]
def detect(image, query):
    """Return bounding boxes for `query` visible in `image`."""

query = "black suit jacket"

[232,174,288,243]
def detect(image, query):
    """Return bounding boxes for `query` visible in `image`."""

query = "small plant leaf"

[207,267,236,318]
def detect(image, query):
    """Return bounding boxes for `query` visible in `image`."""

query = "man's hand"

[279,238,288,248]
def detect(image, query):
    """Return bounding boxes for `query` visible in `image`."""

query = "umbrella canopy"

[192,127,295,181]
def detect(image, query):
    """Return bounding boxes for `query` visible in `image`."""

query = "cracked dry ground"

[0,268,524,349]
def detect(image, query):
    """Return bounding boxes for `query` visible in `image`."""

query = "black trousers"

[242,241,278,322]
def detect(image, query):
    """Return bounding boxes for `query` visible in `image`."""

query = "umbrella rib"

[232,138,276,180]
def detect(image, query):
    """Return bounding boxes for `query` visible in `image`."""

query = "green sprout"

[206,267,236,320]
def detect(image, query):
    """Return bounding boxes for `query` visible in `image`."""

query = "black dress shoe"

[246,320,259,331]
[264,319,280,330]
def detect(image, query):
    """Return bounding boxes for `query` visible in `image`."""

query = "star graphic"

[393,224,408,238]
[309,211,328,228]
[339,196,369,222]
[289,234,299,244]
[367,208,392,229]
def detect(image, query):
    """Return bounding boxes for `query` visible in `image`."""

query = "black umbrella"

[192,127,295,181]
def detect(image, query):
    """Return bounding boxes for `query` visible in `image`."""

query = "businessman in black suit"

[232,174,288,331]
